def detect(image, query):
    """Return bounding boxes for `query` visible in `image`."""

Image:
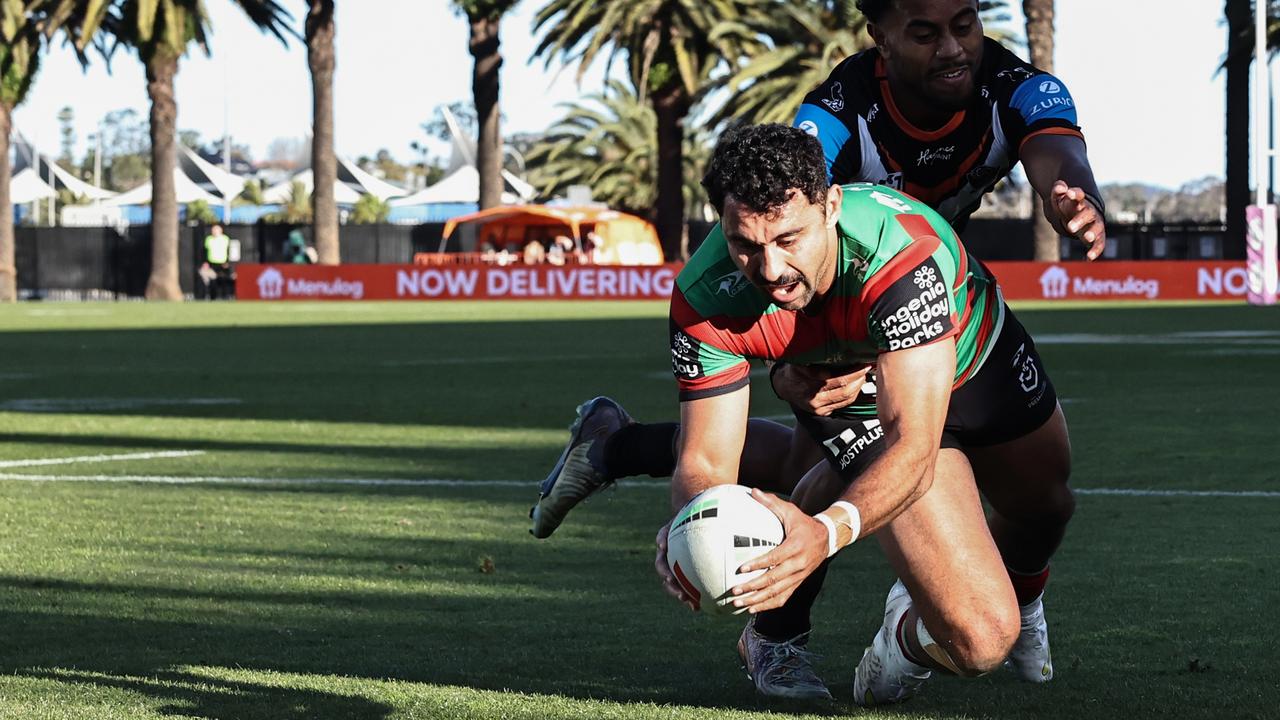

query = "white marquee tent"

[101,169,221,207]
[388,165,533,207]
[263,168,364,205]
[263,157,407,205]
[12,134,115,201]
[9,168,57,204]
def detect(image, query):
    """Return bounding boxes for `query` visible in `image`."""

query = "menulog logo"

[1038,264,1160,299]
[258,267,284,299]
[1039,266,1069,299]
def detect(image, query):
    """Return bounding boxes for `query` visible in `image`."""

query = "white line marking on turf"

[385,352,635,367]
[0,473,1274,498]
[0,398,242,412]
[0,473,523,486]
[1073,488,1280,498]
[0,450,206,469]
[1037,332,1280,346]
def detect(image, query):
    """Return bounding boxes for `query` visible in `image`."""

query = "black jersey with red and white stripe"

[793,38,1083,228]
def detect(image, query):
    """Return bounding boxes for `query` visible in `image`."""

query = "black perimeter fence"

[17,219,1232,299]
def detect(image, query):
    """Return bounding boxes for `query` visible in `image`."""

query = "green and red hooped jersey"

[669,184,1004,416]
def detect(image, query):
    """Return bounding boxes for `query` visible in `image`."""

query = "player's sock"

[752,559,830,640]
[895,611,933,669]
[601,422,678,479]
[1007,564,1050,607]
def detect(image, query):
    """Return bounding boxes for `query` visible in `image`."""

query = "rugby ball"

[666,484,785,615]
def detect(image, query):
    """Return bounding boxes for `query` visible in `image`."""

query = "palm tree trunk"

[0,103,15,302]
[145,51,182,300]
[470,13,503,210]
[308,0,340,265]
[652,84,689,261]
[1023,0,1059,261]
[1225,0,1251,259]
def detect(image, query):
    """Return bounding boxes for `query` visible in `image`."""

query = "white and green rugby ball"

[666,484,785,615]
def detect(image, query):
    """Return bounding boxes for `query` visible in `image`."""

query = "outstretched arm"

[1022,133,1107,260]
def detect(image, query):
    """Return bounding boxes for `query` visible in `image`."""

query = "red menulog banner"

[237,261,1252,302]
[236,263,681,301]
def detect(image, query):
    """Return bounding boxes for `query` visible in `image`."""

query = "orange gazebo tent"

[439,205,665,265]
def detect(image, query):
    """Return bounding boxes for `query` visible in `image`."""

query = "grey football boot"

[529,397,633,538]
[737,618,833,700]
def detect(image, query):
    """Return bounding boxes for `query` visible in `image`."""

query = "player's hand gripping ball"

[665,485,785,615]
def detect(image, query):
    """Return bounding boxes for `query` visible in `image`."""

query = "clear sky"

[13,0,1234,190]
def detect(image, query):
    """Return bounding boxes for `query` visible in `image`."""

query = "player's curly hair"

[701,124,830,216]
[855,0,894,23]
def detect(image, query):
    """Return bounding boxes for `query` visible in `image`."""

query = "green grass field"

[0,300,1275,720]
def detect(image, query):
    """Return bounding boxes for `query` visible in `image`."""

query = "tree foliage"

[707,1,873,127]
[349,193,390,224]
[451,0,519,22]
[185,199,218,224]
[525,79,711,219]
[264,180,312,223]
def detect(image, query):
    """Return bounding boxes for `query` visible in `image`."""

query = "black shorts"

[792,306,1058,481]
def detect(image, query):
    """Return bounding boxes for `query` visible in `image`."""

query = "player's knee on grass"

[915,589,1020,676]
[941,601,1021,676]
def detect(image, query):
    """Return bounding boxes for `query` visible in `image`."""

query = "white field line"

[0,472,1273,498]
[1072,488,1280,498]
[0,450,205,469]
[384,352,635,367]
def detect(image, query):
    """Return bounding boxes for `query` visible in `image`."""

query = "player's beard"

[756,270,813,311]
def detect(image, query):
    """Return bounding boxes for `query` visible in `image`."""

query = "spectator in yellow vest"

[203,224,235,300]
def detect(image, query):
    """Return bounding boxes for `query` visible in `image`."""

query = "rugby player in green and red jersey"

[532,0,1095,701]
[660,123,1067,705]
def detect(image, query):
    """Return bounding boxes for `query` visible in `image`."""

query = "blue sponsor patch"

[794,103,852,183]
[1009,72,1078,124]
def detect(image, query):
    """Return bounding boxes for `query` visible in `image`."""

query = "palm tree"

[708,1,872,127]
[526,79,712,220]
[709,1,1014,128]
[1021,0,1059,260]
[103,0,292,299]
[533,0,755,259]
[306,0,338,264]
[452,1,520,211]
[0,1,108,302]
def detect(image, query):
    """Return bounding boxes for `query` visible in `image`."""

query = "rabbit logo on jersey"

[876,261,953,351]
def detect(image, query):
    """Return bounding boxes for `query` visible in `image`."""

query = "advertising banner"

[985,261,1253,302]
[237,261,1255,303]
[236,263,681,301]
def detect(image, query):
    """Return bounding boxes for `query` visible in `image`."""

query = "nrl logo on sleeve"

[997,67,1035,82]
[714,270,752,297]
[670,330,704,379]
[821,81,845,112]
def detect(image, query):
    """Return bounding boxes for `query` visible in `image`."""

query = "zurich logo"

[1039,80,1061,94]
[798,120,819,137]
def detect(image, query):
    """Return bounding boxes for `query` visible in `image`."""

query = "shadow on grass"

[20,668,391,720]
[0,318,672,429]
[0,526,866,719]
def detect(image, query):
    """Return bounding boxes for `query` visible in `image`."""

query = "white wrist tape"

[831,501,862,543]
[814,513,839,558]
